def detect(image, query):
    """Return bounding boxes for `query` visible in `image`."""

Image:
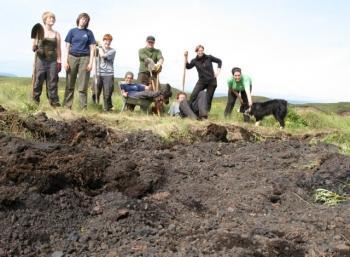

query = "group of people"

[32,11,254,121]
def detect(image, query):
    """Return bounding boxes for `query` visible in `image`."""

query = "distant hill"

[0,72,17,77]
[297,102,350,116]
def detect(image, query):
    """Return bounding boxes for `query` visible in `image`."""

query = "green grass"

[314,188,349,206]
[1,76,350,154]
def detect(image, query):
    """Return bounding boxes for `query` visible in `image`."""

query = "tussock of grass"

[314,188,349,206]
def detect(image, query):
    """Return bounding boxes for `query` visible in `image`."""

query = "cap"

[146,35,155,42]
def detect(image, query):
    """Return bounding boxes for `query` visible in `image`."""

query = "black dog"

[246,99,288,128]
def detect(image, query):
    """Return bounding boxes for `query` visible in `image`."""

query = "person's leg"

[102,75,114,111]
[132,91,161,100]
[189,80,207,106]
[240,90,250,122]
[137,72,150,86]
[63,55,79,108]
[47,61,60,106]
[96,76,103,104]
[77,56,91,109]
[224,89,237,117]
[196,90,208,118]
[205,78,217,112]
[32,58,46,103]
[180,100,198,119]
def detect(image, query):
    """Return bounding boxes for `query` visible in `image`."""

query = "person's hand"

[64,62,70,72]
[184,51,188,57]
[154,64,162,73]
[122,91,128,97]
[32,45,38,52]
[86,63,93,72]
[57,63,62,73]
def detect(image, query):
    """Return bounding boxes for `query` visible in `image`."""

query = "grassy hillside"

[1,76,350,154]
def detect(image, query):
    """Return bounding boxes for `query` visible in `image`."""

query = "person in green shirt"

[224,67,253,121]
[137,35,164,91]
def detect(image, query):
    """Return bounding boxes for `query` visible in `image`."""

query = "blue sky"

[0,0,349,102]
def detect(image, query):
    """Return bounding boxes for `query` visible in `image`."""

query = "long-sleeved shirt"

[138,47,163,73]
[97,47,116,76]
[186,54,222,82]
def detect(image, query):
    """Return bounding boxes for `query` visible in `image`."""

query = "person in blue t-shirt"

[120,71,171,111]
[63,13,96,110]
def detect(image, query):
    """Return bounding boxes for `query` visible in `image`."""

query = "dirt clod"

[0,114,349,256]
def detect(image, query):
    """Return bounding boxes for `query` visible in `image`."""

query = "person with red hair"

[93,33,116,111]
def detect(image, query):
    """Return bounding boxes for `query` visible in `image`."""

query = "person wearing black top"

[184,45,222,112]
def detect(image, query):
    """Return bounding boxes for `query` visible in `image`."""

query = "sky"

[0,0,349,102]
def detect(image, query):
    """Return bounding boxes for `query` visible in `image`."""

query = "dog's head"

[152,95,165,115]
[244,103,261,116]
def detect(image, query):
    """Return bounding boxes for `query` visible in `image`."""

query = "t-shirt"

[97,47,116,76]
[138,47,163,73]
[227,74,252,92]
[120,83,145,97]
[65,28,96,55]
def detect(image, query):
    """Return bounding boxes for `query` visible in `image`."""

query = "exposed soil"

[0,108,350,257]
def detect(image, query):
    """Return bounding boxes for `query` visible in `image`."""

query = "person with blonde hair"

[92,34,116,111]
[31,11,61,107]
[184,45,222,113]
[63,13,96,109]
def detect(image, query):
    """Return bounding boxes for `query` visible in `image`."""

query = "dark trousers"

[33,58,59,105]
[126,91,161,111]
[93,75,114,111]
[224,85,252,122]
[180,90,208,119]
[137,72,158,90]
[190,79,217,112]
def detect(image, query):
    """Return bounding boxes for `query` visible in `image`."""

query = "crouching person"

[93,34,116,112]
[120,72,171,111]
[224,67,253,122]
[169,91,208,120]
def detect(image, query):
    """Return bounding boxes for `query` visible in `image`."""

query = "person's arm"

[55,32,62,73]
[56,32,62,63]
[139,48,148,62]
[103,48,116,61]
[228,79,243,103]
[156,49,164,66]
[184,51,195,69]
[210,55,222,77]
[243,76,253,106]
[64,42,71,71]
[87,44,96,72]
[120,85,128,97]
[231,89,243,104]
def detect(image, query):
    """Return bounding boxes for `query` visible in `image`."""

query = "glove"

[32,45,38,52]
[153,64,162,73]
[57,63,62,73]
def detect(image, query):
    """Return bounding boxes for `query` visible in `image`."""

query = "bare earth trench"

[0,109,349,257]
